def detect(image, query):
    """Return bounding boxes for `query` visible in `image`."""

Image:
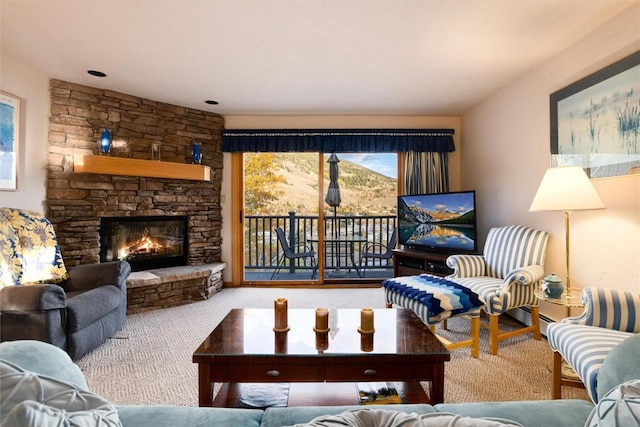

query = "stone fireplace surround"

[45,80,225,312]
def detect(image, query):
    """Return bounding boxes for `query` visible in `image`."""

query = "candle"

[151,142,162,161]
[274,331,288,354]
[315,331,329,353]
[360,308,374,332]
[361,331,374,352]
[315,307,329,332]
[273,298,288,331]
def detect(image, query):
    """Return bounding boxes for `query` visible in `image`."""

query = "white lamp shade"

[529,166,605,212]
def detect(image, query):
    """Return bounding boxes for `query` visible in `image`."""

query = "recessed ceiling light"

[87,70,107,77]
[205,100,219,105]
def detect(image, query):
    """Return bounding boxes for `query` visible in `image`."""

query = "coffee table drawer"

[325,363,415,381]
[228,364,324,381]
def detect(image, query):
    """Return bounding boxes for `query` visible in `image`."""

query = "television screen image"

[397,191,477,254]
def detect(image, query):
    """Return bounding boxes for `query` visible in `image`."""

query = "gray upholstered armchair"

[446,225,549,354]
[0,207,130,360]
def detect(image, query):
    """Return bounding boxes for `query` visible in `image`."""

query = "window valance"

[221,128,455,153]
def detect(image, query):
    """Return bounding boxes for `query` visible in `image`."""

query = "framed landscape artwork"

[550,51,640,178]
[0,90,20,190]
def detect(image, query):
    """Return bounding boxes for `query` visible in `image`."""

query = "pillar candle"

[315,307,329,331]
[274,331,288,354]
[361,331,374,352]
[315,332,329,353]
[274,298,288,331]
[361,308,374,332]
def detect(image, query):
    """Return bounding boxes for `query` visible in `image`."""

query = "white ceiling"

[1,0,636,116]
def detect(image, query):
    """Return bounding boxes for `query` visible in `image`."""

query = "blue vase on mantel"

[542,273,564,298]
[98,129,112,155]
[192,142,202,164]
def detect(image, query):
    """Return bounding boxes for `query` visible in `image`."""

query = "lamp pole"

[563,210,574,316]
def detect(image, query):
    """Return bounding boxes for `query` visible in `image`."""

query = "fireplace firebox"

[100,216,188,271]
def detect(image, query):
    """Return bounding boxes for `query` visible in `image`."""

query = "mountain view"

[398,197,476,226]
[245,153,397,216]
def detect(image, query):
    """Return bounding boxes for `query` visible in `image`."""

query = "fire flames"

[117,229,167,260]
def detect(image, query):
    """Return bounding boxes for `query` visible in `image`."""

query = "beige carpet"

[76,287,591,406]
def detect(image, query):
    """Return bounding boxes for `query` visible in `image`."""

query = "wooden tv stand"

[392,248,454,277]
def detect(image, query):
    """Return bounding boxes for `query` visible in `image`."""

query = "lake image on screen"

[398,192,476,251]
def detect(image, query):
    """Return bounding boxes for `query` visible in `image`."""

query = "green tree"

[244,153,286,214]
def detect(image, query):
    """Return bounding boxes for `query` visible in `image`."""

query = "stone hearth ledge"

[126,263,226,313]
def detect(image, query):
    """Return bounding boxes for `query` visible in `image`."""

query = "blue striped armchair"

[446,225,549,354]
[547,287,640,403]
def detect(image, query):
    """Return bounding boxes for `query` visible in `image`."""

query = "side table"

[535,286,584,384]
[534,287,584,317]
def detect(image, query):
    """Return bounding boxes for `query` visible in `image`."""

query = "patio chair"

[446,225,549,354]
[359,229,397,278]
[271,227,317,279]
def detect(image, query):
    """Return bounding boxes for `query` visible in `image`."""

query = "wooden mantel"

[73,155,211,181]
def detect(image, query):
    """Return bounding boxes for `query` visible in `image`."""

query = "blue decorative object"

[192,142,202,164]
[542,273,564,298]
[98,129,112,155]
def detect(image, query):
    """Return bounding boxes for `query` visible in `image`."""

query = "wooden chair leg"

[489,314,499,355]
[470,316,480,358]
[552,351,563,399]
[531,306,541,340]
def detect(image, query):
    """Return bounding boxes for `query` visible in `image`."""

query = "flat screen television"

[397,190,477,254]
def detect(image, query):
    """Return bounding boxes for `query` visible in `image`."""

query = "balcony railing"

[245,212,396,280]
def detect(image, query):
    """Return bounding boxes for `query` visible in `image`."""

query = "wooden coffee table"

[192,308,450,407]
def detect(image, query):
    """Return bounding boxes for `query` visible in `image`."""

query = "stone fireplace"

[45,79,226,312]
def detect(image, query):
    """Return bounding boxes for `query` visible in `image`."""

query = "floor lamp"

[529,166,605,299]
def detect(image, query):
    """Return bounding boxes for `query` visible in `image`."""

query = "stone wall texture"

[126,264,225,313]
[46,79,224,268]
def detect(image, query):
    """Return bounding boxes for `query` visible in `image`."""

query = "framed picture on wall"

[550,50,640,178]
[0,90,20,191]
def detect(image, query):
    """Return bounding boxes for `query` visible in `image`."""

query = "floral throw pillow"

[0,209,20,287]
[0,208,68,286]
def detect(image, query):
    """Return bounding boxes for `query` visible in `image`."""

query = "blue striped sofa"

[446,225,549,354]
[547,287,640,403]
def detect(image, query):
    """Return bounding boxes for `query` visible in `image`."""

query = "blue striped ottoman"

[382,274,485,357]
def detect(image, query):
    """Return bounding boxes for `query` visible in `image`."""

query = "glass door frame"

[231,152,326,286]
[230,152,405,286]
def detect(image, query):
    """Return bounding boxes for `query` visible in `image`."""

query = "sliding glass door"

[239,152,397,284]
[242,152,321,282]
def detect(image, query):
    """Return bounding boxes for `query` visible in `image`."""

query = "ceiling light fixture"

[87,70,107,77]
[205,100,219,105]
